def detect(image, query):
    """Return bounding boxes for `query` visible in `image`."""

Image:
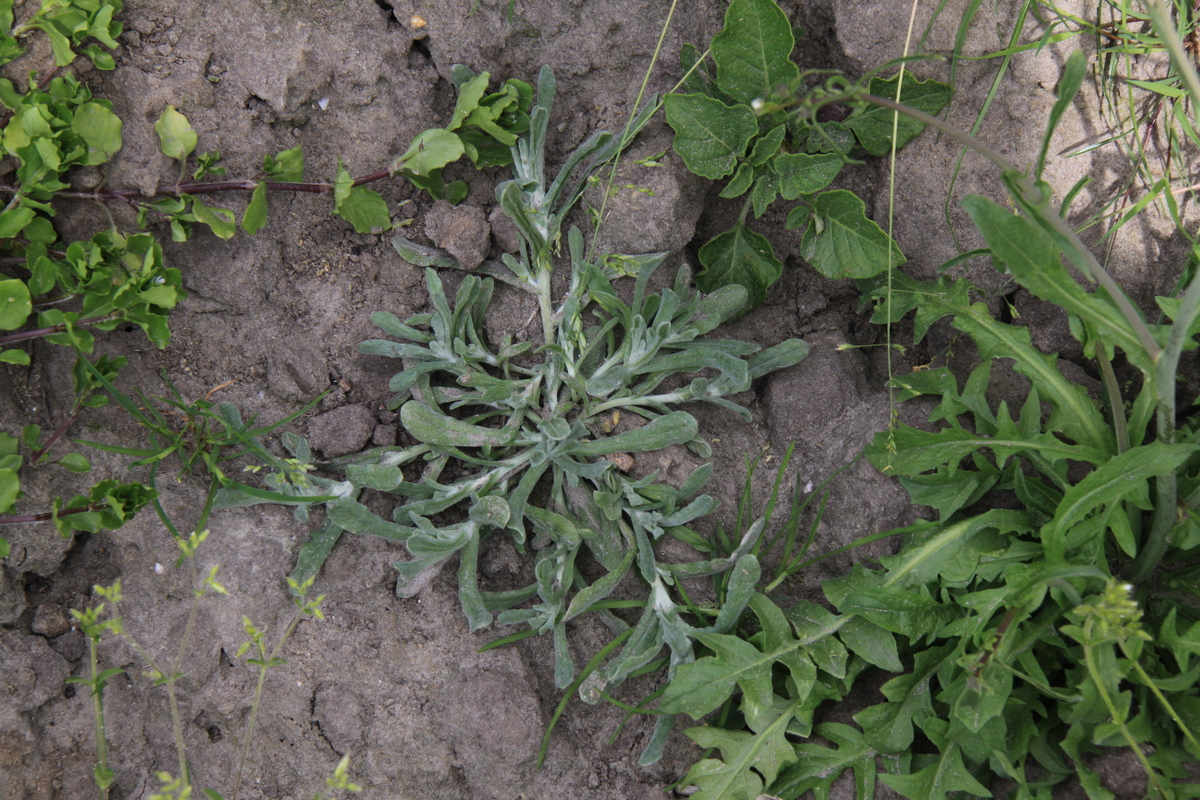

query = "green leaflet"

[695,224,782,308]
[681,702,799,800]
[961,194,1151,376]
[0,279,31,329]
[154,105,197,162]
[710,0,799,105]
[768,722,877,800]
[853,645,952,753]
[800,190,906,279]
[664,93,758,179]
[881,745,990,800]
[844,72,953,156]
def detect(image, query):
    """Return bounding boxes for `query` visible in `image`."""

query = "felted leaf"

[800,189,905,279]
[572,411,697,456]
[400,401,515,448]
[711,0,800,105]
[696,224,781,308]
[665,93,758,180]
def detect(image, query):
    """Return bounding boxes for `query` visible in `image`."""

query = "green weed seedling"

[663,0,949,308]
[71,552,334,800]
[659,12,1200,798]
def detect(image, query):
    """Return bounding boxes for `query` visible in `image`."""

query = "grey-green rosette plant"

[291,67,808,762]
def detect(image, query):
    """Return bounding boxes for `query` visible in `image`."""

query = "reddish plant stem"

[0,503,99,525]
[0,166,397,206]
[0,312,121,346]
[26,407,82,467]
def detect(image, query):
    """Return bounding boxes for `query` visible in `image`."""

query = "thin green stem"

[1128,657,1200,754]
[87,635,112,800]
[587,0,679,262]
[1083,641,1168,797]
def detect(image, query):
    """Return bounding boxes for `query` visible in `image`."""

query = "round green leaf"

[71,102,123,165]
[0,348,29,365]
[0,279,31,330]
[392,129,465,177]
[0,468,18,513]
[154,105,197,161]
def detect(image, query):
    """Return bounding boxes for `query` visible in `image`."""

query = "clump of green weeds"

[655,8,1200,798]
[663,0,949,308]
[0,5,527,551]
[65,370,351,799]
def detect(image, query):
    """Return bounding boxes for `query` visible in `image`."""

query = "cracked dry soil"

[0,0,1171,798]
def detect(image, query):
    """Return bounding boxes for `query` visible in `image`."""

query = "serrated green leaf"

[682,702,799,800]
[836,585,950,638]
[335,186,392,234]
[665,93,758,180]
[0,279,31,329]
[71,102,122,165]
[768,722,877,800]
[1044,441,1199,560]
[879,743,990,799]
[845,73,952,156]
[838,616,903,672]
[711,0,800,105]
[960,194,1149,375]
[696,224,781,308]
[154,106,197,161]
[854,645,951,752]
[800,189,904,278]
[241,182,267,234]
